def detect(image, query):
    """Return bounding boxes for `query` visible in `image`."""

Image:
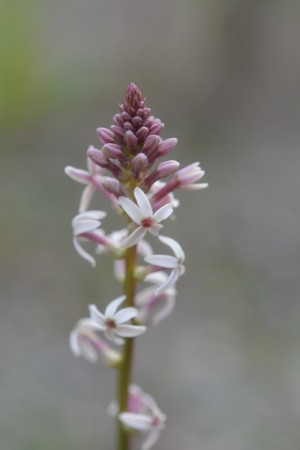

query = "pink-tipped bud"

[157,160,180,178]
[110,125,124,141]
[158,138,178,156]
[149,119,164,135]
[176,162,205,185]
[87,146,108,167]
[124,130,138,149]
[142,135,161,155]
[102,143,124,159]
[96,127,115,145]
[136,126,149,141]
[102,176,121,195]
[143,160,180,188]
[132,153,148,174]
[132,116,143,128]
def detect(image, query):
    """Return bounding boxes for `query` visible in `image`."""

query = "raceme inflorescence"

[65,83,207,450]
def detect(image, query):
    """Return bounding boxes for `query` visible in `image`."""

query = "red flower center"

[141,218,153,228]
[106,318,117,329]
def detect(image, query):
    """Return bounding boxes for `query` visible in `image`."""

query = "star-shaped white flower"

[88,296,146,345]
[72,210,106,267]
[65,153,105,212]
[144,235,185,294]
[119,392,166,450]
[118,187,173,248]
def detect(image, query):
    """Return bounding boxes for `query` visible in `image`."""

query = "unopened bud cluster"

[65,83,207,449]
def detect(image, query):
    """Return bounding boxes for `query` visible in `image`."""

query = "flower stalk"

[65,83,207,450]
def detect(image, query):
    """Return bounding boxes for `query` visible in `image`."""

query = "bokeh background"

[1,1,300,449]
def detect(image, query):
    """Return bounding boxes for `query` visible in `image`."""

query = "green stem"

[117,245,137,450]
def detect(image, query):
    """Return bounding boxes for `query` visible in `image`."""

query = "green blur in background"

[1,1,300,449]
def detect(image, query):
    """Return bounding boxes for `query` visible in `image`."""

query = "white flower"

[144,235,185,294]
[72,210,107,267]
[119,391,166,450]
[88,296,146,345]
[65,154,105,212]
[119,187,173,248]
[70,319,121,367]
[136,273,177,325]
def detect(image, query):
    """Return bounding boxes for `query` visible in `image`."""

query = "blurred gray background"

[1,1,300,449]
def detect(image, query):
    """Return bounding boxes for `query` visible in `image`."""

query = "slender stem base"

[117,245,137,450]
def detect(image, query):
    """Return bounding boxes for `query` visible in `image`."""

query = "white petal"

[105,295,126,317]
[120,227,146,248]
[105,329,124,345]
[73,218,100,235]
[148,224,163,236]
[114,307,138,324]
[152,296,176,325]
[145,255,177,269]
[79,185,96,213]
[119,413,152,431]
[137,239,153,257]
[64,166,89,184]
[144,272,168,285]
[158,235,185,260]
[142,428,161,450]
[114,260,125,282]
[134,187,153,217]
[73,237,96,267]
[181,182,208,190]
[88,305,106,327]
[78,210,107,221]
[153,203,173,222]
[116,324,146,338]
[119,197,143,223]
[155,269,179,295]
[135,286,156,306]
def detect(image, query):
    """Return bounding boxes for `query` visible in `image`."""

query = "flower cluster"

[66,83,207,449]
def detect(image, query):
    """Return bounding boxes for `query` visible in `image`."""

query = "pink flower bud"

[124,130,138,149]
[102,176,121,195]
[142,135,161,155]
[110,125,124,141]
[96,127,115,144]
[132,153,148,173]
[156,160,180,178]
[149,119,164,135]
[157,138,178,156]
[87,146,108,167]
[102,143,124,159]
[136,126,149,141]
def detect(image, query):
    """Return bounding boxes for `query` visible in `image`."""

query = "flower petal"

[145,255,177,269]
[148,224,163,236]
[119,197,143,223]
[142,428,161,450]
[64,166,89,184]
[151,295,176,325]
[116,324,146,338]
[88,305,106,327]
[119,412,152,431]
[73,237,96,267]
[153,203,173,222]
[134,187,153,217]
[114,307,138,324]
[120,227,146,248]
[105,295,126,317]
[155,269,179,295]
[158,235,185,260]
[79,185,96,213]
[105,329,124,345]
